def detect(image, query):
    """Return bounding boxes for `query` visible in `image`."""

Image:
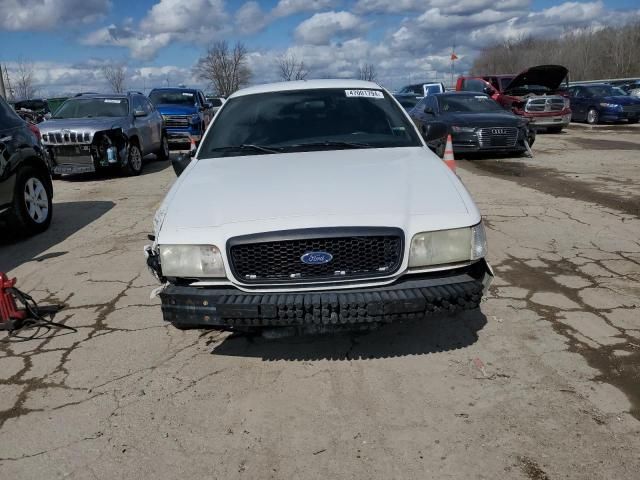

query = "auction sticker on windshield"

[345,90,384,99]
[104,99,122,103]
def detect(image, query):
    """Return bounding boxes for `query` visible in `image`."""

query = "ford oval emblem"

[301,251,333,265]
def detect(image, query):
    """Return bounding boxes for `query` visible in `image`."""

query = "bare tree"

[277,54,308,81]
[14,60,37,100]
[358,63,377,82]
[471,20,640,80]
[194,41,252,97]
[101,64,127,93]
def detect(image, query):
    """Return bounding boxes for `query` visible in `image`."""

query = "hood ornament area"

[300,252,333,265]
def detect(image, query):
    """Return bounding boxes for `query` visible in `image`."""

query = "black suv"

[0,96,53,236]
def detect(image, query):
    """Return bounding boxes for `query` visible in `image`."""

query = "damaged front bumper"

[146,252,494,328]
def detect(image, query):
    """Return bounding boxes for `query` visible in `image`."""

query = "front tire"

[10,166,53,235]
[122,143,143,176]
[586,108,599,125]
[157,134,170,161]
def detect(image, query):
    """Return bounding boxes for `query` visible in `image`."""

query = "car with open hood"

[409,92,535,157]
[565,83,640,124]
[145,80,493,332]
[39,92,168,176]
[456,65,571,132]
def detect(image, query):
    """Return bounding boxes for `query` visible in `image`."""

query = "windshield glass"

[53,98,129,118]
[394,95,421,110]
[199,88,421,158]
[498,77,515,90]
[437,95,504,113]
[149,90,197,106]
[584,85,626,97]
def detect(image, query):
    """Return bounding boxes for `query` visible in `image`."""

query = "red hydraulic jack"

[0,272,70,333]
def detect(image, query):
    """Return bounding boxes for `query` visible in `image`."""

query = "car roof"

[74,93,130,99]
[229,80,383,99]
[150,87,198,93]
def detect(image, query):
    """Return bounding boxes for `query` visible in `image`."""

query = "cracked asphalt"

[1,124,639,479]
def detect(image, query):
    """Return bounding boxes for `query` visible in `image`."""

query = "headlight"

[451,125,475,133]
[563,97,570,109]
[409,222,487,268]
[159,245,226,278]
[599,102,620,109]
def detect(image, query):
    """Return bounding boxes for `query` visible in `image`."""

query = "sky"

[0,0,638,97]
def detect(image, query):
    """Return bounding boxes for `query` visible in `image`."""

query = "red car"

[456,65,571,132]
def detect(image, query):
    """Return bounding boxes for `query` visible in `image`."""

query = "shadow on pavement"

[210,309,487,361]
[0,200,115,273]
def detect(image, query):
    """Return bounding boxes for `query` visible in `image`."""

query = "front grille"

[477,127,518,147]
[42,130,91,144]
[622,104,640,113]
[163,115,190,127]
[525,97,565,112]
[228,228,404,283]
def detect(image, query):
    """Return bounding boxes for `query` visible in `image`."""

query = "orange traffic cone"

[443,134,456,172]
[189,136,197,154]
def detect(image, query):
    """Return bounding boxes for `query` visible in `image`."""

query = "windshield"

[424,85,442,96]
[149,90,197,106]
[52,98,129,118]
[498,77,515,90]
[394,95,421,110]
[437,95,504,113]
[199,88,421,158]
[584,85,627,97]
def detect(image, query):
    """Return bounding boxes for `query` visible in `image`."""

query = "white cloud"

[0,0,111,31]
[3,60,199,97]
[294,11,364,45]
[139,0,228,37]
[235,1,271,35]
[82,0,230,60]
[272,0,337,17]
[354,0,529,15]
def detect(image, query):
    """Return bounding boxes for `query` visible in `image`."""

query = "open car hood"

[504,65,568,92]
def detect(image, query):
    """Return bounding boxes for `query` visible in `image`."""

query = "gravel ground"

[1,123,639,479]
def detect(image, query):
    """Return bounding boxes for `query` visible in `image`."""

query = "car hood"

[154,104,197,115]
[442,112,523,127]
[40,117,127,132]
[504,64,568,92]
[158,147,480,242]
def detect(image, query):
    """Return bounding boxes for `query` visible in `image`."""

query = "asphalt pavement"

[1,124,639,479]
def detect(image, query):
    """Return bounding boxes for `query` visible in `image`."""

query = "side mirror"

[172,153,192,177]
[483,86,495,95]
[204,102,212,109]
[423,106,434,115]
[421,122,448,143]
[133,109,146,117]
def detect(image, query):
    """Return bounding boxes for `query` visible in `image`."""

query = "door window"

[461,79,487,92]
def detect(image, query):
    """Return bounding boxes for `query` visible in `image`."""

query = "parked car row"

[561,83,640,125]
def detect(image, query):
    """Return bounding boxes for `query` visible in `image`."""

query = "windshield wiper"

[208,144,281,154]
[277,141,372,151]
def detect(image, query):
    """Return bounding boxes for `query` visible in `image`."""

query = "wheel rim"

[130,146,142,170]
[587,110,597,124]
[23,177,49,224]
[162,137,169,157]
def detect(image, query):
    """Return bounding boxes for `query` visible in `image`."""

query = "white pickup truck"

[145,80,493,331]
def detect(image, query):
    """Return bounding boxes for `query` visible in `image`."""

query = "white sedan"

[145,79,493,331]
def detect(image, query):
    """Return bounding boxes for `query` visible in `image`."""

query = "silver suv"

[40,92,169,176]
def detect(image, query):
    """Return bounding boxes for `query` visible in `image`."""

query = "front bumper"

[157,261,494,328]
[166,129,201,144]
[599,110,639,122]
[526,113,571,128]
